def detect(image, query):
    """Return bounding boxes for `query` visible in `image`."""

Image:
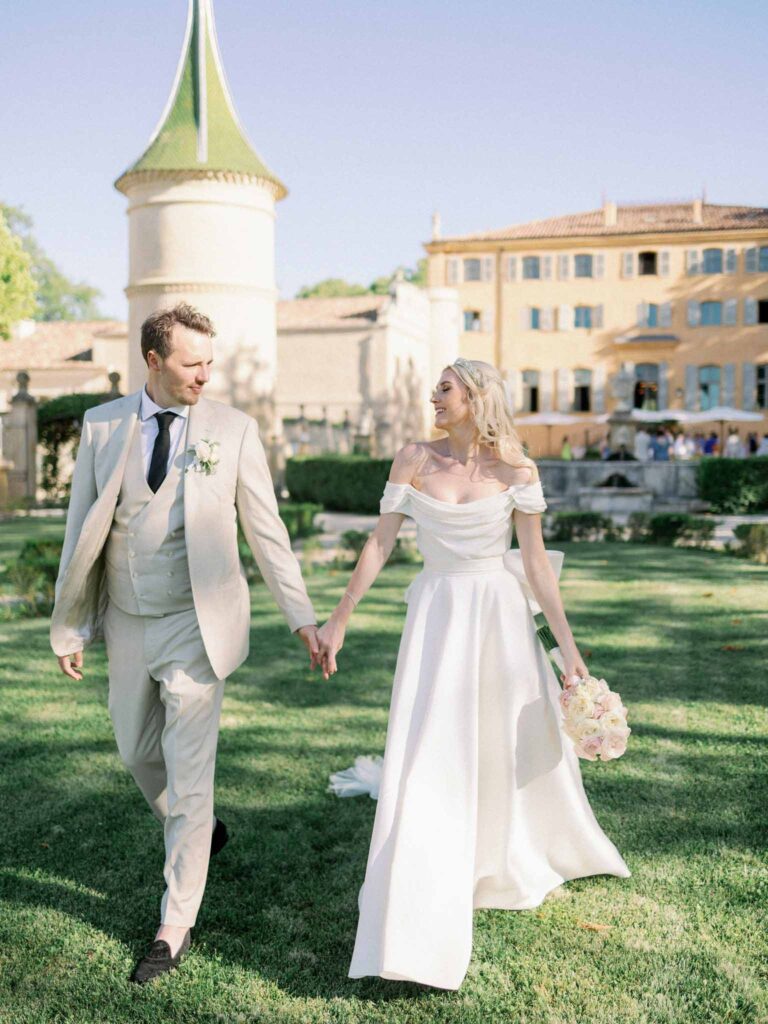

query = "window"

[522,370,539,413]
[647,303,659,327]
[522,256,540,279]
[463,310,481,331]
[758,364,768,409]
[698,365,721,410]
[702,248,723,274]
[634,364,659,410]
[760,300,768,324]
[530,307,541,329]
[463,258,481,282]
[574,305,592,328]
[573,368,592,412]
[639,251,657,275]
[700,301,722,326]
[574,254,593,278]
[761,247,768,272]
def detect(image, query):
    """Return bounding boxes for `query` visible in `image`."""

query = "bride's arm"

[316,445,421,679]
[514,509,589,686]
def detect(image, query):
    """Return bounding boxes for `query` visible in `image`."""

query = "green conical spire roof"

[115,0,286,197]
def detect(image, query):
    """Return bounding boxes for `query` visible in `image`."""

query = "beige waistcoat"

[105,418,194,617]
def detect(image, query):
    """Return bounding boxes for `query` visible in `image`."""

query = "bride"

[316,357,631,990]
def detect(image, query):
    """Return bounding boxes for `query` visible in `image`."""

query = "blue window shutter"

[742,362,757,410]
[723,363,736,407]
[687,301,700,326]
[660,302,672,327]
[658,362,669,409]
[744,247,758,273]
[725,249,737,273]
[593,363,606,413]
[724,298,737,325]
[684,365,698,409]
[745,297,758,324]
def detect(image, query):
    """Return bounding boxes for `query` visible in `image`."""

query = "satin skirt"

[348,562,631,990]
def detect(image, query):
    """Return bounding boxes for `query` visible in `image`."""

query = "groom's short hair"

[141,303,216,363]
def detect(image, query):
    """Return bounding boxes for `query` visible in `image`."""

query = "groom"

[50,303,319,983]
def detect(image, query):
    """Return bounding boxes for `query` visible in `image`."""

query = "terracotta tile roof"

[439,202,768,244]
[277,294,388,330]
[0,320,126,371]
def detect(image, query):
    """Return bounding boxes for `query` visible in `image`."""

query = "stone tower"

[115,0,286,425]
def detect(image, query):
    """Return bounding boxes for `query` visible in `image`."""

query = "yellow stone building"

[425,200,768,454]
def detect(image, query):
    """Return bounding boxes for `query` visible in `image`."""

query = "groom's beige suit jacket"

[50,390,316,680]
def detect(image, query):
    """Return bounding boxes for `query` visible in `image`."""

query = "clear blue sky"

[1,0,766,319]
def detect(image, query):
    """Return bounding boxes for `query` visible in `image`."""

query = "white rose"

[567,691,595,720]
[600,709,628,731]
[195,441,213,461]
[584,677,603,699]
[575,718,602,741]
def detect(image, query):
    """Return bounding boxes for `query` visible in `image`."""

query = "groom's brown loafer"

[211,817,229,856]
[129,929,191,984]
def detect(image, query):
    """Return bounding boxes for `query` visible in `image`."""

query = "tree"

[0,211,36,338]
[296,278,368,299]
[0,203,102,321]
[296,259,428,300]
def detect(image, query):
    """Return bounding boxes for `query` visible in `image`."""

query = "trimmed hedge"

[286,455,393,513]
[627,512,715,546]
[547,511,621,542]
[38,392,112,501]
[731,523,768,563]
[696,457,768,514]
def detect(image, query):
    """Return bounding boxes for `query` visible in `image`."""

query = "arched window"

[573,368,592,411]
[522,370,539,413]
[698,365,721,410]
[634,363,659,410]
[702,248,723,274]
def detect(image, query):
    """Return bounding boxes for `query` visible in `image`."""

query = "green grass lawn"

[1,521,767,1024]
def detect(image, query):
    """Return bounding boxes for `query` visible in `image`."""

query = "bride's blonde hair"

[447,358,534,471]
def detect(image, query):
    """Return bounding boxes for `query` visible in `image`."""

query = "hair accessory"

[452,357,482,388]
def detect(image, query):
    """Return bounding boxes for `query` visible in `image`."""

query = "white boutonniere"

[186,438,220,475]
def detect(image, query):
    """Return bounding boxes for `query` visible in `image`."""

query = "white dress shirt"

[139,386,190,479]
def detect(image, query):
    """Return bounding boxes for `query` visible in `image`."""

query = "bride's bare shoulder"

[388,442,432,484]
[498,456,540,486]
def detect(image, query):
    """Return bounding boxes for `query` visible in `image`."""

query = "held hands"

[316,614,347,680]
[296,625,321,671]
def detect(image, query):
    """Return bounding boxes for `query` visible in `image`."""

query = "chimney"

[431,211,442,240]
[603,200,617,227]
[692,197,703,224]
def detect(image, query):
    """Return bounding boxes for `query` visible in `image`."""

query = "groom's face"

[150,325,213,406]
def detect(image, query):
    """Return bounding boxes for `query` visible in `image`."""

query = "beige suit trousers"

[103,600,224,928]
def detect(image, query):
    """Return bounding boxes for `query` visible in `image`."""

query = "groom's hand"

[58,651,84,681]
[296,625,321,672]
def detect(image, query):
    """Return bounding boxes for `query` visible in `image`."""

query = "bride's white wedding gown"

[347,479,631,990]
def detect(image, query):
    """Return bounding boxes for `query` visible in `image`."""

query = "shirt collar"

[140,385,190,423]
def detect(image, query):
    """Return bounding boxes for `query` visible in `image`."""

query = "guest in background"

[724,429,744,458]
[650,429,670,461]
[633,427,651,461]
[702,432,719,456]
[747,432,759,455]
[560,436,573,460]
[757,433,768,456]
[572,441,586,460]
[607,443,636,461]
[600,434,612,460]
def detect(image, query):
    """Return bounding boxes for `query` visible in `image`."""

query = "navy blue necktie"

[147,411,177,493]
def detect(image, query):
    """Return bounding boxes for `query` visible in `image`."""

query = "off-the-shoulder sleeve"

[512,480,547,514]
[380,481,412,516]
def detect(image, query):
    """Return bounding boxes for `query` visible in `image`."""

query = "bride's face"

[431,369,470,429]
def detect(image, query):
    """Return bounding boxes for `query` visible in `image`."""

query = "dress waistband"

[421,555,505,575]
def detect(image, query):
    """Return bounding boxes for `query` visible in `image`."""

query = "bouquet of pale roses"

[537,623,630,762]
